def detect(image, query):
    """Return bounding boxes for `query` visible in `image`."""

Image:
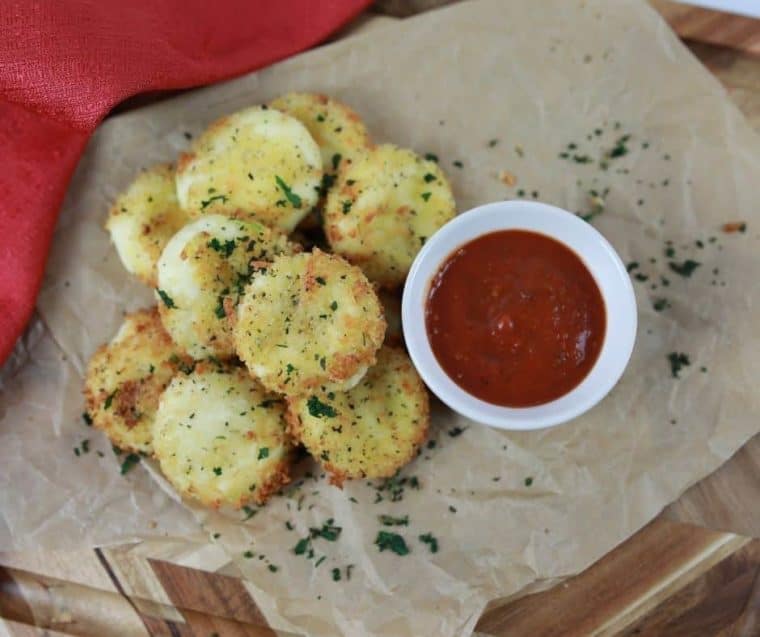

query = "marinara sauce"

[425,230,605,407]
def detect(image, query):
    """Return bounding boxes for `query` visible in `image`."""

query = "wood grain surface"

[2,3,759,636]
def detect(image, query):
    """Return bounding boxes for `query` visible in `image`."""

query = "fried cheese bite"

[105,163,191,287]
[324,144,456,288]
[176,106,322,233]
[234,249,385,396]
[156,214,295,360]
[268,92,372,175]
[84,307,191,454]
[286,347,429,485]
[153,362,292,508]
[270,93,373,234]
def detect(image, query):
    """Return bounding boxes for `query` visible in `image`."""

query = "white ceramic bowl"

[402,200,637,430]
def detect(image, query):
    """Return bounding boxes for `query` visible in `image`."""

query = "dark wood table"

[1,2,759,635]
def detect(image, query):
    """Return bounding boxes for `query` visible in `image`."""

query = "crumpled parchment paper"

[2,1,759,635]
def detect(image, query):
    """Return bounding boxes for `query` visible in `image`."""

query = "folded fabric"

[0,0,370,365]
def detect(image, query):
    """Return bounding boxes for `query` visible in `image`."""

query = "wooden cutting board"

[2,3,759,636]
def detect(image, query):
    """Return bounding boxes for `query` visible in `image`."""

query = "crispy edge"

[83,308,187,454]
[285,347,430,486]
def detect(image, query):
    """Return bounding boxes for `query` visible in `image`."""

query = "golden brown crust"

[105,163,191,287]
[152,365,294,508]
[324,144,456,288]
[287,346,429,484]
[175,106,322,233]
[234,249,385,396]
[84,307,190,454]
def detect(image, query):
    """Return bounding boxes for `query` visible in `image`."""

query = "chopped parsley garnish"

[275,176,302,208]
[157,288,176,309]
[448,426,467,437]
[307,396,337,419]
[169,354,195,375]
[214,288,229,319]
[104,390,117,410]
[342,200,352,214]
[243,550,254,558]
[374,473,419,503]
[207,237,236,257]
[418,533,439,553]
[375,531,409,556]
[421,192,432,202]
[424,152,439,162]
[317,173,336,197]
[626,261,639,272]
[316,113,326,122]
[607,134,630,158]
[120,453,140,475]
[330,300,338,311]
[423,173,436,183]
[315,276,326,285]
[448,505,457,513]
[667,352,691,378]
[213,466,222,476]
[268,564,278,573]
[200,194,228,210]
[652,298,670,312]
[378,514,409,526]
[311,520,342,541]
[82,412,93,426]
[294,520,342,557]
[258,447,269,460]
[487,139,499,147]
[286,363,296,375]
[668,260,701,278]
[453,160,463,168]
[294,538,310,555]
[331,568,341,581]
[524,476,534,487]
[331,153,342,171]
[242,505,257,520]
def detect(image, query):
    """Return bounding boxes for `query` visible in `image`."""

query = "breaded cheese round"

[286,347,429,485]
[153,363,292,508]
[234,249,385,396]
[156,214,295,359]
[268,92,372,175]
[105,163,191,287]
[176,106,322,233]
[324,144,456,288]
[84,307,191,454]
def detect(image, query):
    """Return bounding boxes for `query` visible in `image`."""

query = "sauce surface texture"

[425,230,606,407]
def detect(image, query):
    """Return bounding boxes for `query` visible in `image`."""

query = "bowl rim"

[401,200,638,431]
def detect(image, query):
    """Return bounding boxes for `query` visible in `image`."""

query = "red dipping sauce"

[425,230,606,407]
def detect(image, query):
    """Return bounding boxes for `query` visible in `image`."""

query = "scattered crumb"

[721,221,747,234]
[498,170,517,187]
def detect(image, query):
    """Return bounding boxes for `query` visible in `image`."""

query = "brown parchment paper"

[2,0,759,635]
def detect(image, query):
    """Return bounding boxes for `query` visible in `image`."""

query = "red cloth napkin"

[0,0,370,365]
